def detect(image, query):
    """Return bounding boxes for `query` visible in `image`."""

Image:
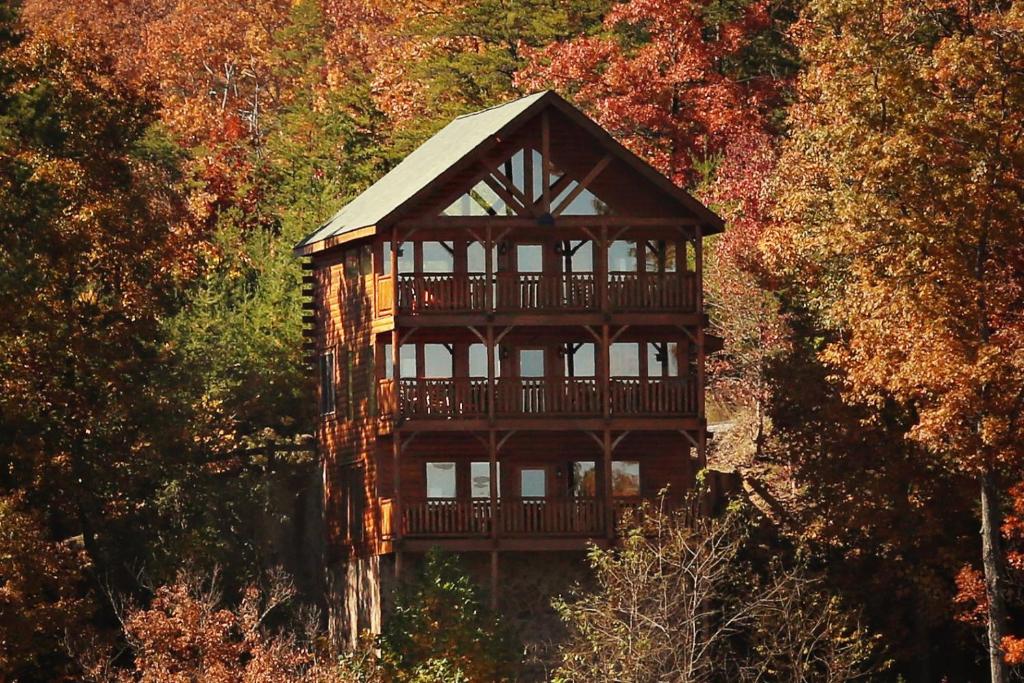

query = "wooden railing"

[394,272,694,314]
[607,272,697,311]
[390,497,607,538]
[501,497,604,536]
[378,377,696,421]
[494,378,601,416]
[396,378,488,419]
[402,498,493,537]
[609,377,697,416]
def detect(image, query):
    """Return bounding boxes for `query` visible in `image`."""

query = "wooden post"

[485,225,494,313]
[695,225,706,469]
[603,429,614,539]
[391,227,402,578]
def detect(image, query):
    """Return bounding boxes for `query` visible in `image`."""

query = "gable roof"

[294,91,723,255]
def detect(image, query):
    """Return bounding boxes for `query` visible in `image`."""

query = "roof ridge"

[454,90,550,120]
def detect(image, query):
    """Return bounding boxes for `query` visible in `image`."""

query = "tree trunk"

[980,468,1009,683]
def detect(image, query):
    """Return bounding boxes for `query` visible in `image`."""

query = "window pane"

[571,461,596,497]
[471,462,500,498]
[647,342,678,377]
[383,343,393,379]
[519,349,545,377]
[645,241,677,273]
[344,249,360,278]
[396,243,414,274]
[422,241,454,273]
[426,462,456,498]
[612,461,640,497]
[520,468,546,497]
[360,244,373,275]
[467,241,496,273]
[423,344,453,377]
[469,343,498,378]
[383,242,392,275]
[564,240,593,272]
[517,244,543,273]
[610,342,640,376]
[564,343,596,377]
[399,344,417,378]
[608,240,637,272]
[319,352,335,415]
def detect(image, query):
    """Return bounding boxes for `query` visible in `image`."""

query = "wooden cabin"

[294,91,724,645]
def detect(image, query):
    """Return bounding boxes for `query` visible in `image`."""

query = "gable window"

[319,351,335,416]
[426,462,457,498]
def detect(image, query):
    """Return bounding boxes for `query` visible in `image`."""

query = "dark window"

[319,351,335,416]
[344,248,360,278]
[612,461,640,497]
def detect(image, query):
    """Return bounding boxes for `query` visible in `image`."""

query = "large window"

[467,241,497,273]
[469,343,499,378]
[608,240,638,272]
[382,241,415,275]
[570,461,596,497]
[519,349,545,377]
[516,244,543,273]
[423,344,454,377]
[426,462,457,498]
[610,342,640,376]
[422,241,455,272]
[612,461,640,497]
[564,343,596,377]
[471,462,501,498]
[319,351,335,416]
[644,240,677,273]
[647,342,680,377]
[561,240,593,272]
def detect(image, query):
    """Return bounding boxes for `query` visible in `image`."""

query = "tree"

[771,0,1024,679]
[380,549,519,682]
[0,495,92,680]
[554,503,879,681]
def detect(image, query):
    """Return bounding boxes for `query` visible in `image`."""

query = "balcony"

[380,496,641,540]
[392,271,697,315]
[378,376,697,423]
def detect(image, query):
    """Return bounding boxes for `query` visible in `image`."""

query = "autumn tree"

[772,1,1024,679]
[0,495,93,680]
[554,504,879,681]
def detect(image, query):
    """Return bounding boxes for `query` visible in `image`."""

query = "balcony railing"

[389,497,621,538]
[378,377,695,421]
[394,271,696,314]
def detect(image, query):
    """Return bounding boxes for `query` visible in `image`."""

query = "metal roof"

[295,91,549,252]
[294,90,723,255]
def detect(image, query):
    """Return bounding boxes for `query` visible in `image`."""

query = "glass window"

[519,349,545,378]
[520,468,546,498]
[423,344,453,378]
[399,344,417,378]
[469,343,498,378]
[319,351,335,415]
[564,343,596,377]
[608,240,638,272]
[647,342,679,377]
[517,244,543,273]
[467,241,497,273]
[644,241,677,273]
[571,461,596,497]
[344,248,360,278]
[383,242,392,275]
[562,240,593,272]
[426,462,457,498]
[471,462,501,499]
[610,342,640,376]
[383,343,393,379]
[422,241,454,273]
[360,244,373,275]
[612,461,640,497]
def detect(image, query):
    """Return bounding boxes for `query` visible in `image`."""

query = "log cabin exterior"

[294,91,724,645]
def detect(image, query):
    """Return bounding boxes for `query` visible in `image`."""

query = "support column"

[603,429,614,539]
[695,226,706,469]
[391,227,403,579]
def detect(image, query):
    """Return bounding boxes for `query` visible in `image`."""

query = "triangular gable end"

[441,148,612,218]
